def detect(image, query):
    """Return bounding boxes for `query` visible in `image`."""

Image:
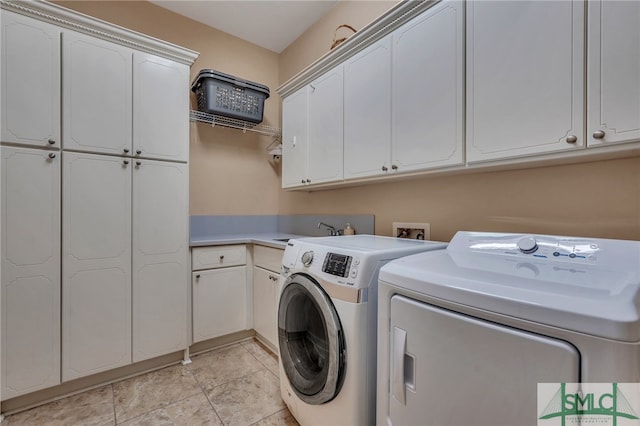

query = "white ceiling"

[149,1,339,53]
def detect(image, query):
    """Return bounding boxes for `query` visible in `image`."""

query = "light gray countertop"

[190,232,308,249]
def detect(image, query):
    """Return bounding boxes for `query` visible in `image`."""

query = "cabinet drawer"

[253,245,284,272]
[192,245,246,270]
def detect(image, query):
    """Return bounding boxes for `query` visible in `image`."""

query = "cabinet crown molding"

[277,0,439,97]
[0,0,199,65]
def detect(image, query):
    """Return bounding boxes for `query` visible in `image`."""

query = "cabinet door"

[307,66,344,184]
[1,11,60,148]
[344,36,392,179]
[133,52,189,162]
[282,87,309,188]
[1,147,60,399]
[466,1,584,163]
[193,267,248,343]
[392,1,464,172]
[587,0,640,146]
[132,159,188,362]
[62,152,132,381]
[252,266,278,347]
[63,31,132,155]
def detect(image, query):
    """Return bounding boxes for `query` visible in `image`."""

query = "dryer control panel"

[454,233,602,263]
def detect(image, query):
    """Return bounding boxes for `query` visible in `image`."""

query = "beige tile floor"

[1,339,299,426]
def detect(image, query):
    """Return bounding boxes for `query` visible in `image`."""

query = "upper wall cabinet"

[63,31,133,155]
[282,65,343,188]
[282,87,309,188]
[307,66,344,185]
[587,0,640,147]
[343,36,392,179]
[343,0,463,180]
[133,52,190,162]
[279,0,640,189]
[466,0,585,163]
[391,0,464,172]
[1,11,61,148]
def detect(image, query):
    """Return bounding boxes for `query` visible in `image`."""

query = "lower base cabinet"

[252,267,278,347]
[192,245,249,343]
[252,246,284,350]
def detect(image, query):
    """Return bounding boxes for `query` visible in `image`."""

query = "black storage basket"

[191,69,270,124]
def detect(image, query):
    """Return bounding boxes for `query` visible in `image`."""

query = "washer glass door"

[278,273,346,405]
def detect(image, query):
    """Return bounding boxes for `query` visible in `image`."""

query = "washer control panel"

[322,252,353,278]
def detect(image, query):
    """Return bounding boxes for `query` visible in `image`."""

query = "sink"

[273,238,290,242]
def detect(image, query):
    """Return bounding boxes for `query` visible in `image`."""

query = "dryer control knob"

[301,251,314,267]
[517,236,538,254]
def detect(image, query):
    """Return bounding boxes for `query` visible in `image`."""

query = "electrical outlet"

[393,222,430,240]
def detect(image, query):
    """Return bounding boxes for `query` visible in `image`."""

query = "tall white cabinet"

[466,0,584,162]
[132,159,189,362]
[62,153,132,381]
[1,147,61,399]
[1,2,197,400]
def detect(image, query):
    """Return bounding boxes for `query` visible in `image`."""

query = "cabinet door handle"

[301,179,306,184]
[566,135,578,144]
[136,150,142,155]
[48,153,56,159]
[306,179,311,184]
[123,160,129,165]
[391,164,398,170]
[48,139,56,145]
[123,148,130,153]
[135,161,142,166]
[382,165,388,172]
[195,274,200,279]
[219,255,224,262]
[593,130,605,139]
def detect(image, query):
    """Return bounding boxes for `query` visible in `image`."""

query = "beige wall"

[279,1,399,83]
[55,0,282,215]
[53,1,640,241]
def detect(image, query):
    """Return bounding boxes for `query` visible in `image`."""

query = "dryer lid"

[379,231,640,342]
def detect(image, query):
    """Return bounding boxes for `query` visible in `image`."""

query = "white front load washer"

[277,235,447,426]
[377,231,640,426]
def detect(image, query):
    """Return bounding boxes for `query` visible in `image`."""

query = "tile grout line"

[194,341,283,425]
[186,357,226,425]
[113,364,206,424]
[110,384,117,425]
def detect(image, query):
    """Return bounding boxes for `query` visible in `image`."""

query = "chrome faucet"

[317,221,338,236]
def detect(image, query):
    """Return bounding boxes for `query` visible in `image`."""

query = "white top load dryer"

[377,231,640,426]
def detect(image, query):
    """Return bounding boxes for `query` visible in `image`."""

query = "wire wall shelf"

[190,110,281,138]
